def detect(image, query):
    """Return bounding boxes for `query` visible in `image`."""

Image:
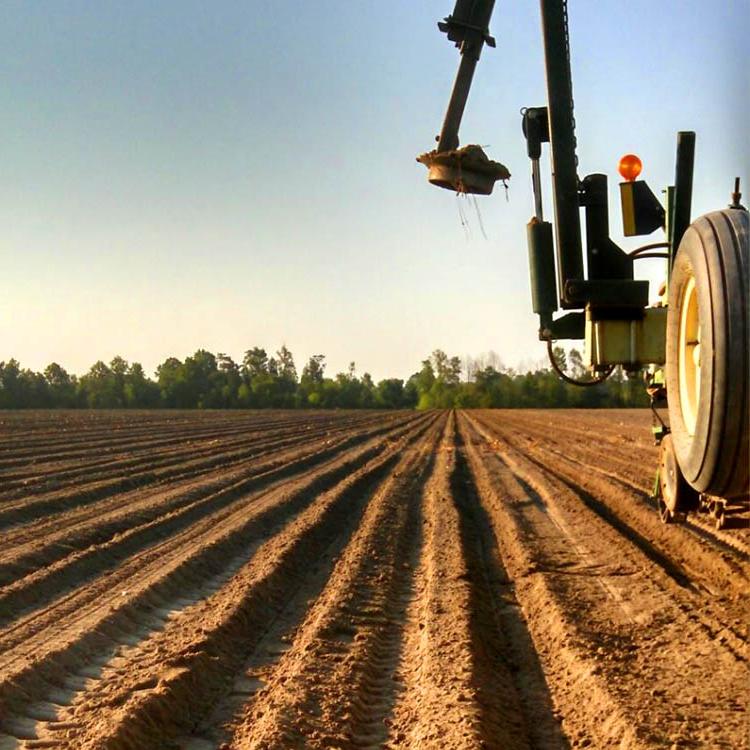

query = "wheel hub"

[678,275,701,436]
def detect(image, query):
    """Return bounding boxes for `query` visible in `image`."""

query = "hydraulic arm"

[420,0,690,364]
[420,0,749,525]
[435,0,496,153]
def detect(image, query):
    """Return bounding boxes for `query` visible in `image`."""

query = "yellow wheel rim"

[678,274,701,435]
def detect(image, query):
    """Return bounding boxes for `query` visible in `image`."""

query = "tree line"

[0,346,647,410]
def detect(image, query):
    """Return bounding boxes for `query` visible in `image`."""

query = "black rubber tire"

[659,433,700,514]
[665,208,749,498]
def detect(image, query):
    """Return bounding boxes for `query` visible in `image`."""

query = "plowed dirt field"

[0,409,747,749]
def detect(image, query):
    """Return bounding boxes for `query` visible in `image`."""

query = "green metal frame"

[429,0,696,350]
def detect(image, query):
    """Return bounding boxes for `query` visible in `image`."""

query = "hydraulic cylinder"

[527,218,558,316]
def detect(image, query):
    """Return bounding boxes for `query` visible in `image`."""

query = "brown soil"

[0,409,746,749]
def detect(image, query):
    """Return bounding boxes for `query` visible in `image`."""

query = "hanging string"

[456,194,471,241]
[471,194,488,240]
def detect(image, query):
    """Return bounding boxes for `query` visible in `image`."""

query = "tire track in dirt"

[0,413,384,498]
[1,408,746,749]
[494,409,750,558]
[0,415,423,632]
[0,413,417,590]
[0,414,393,529]
[447,421,566,750]
[0,416,440,749]
[462,411,748,748]
[472,412,750,658]
[0,415,431,667]
[383,414,562,750]
[474,412,749,588]
[214,414,446,750]
[0,417,440,747]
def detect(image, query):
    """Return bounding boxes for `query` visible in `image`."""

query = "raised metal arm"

[435,1,496,153]
[423,0,649,341]
[539,0,584,295]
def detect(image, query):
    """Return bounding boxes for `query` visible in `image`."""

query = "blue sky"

[1,1,747,380]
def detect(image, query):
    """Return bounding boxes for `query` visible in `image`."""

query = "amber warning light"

[618,152,665,236]
[618,154,643,182]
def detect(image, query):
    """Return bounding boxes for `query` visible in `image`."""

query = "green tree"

[375,378,405,408]
[124,362,160,407]
[182,350,219,408]
[409,358,436,409]
[110,356,129,406]
[359,373,376,408]
[157,357,186,407]
[242,348,269,381]
[216,353,241,407]
[0,359,22,408]
[43,363,76,407]
[272,345,297,407]
[300,354,326,407]
[79,361,117,408]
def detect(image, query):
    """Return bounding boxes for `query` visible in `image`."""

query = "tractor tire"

[665,208,749,498]
[658,433,699,521]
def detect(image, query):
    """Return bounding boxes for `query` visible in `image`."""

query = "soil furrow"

[0,414,398,529]
[473,413,749,659]
[0,420,327,491]
[0,414,423,629]
[0,412,413,541]
[0,413,417,588]
[540,441,750,558]
[386,414,561,750]
[450,419,567,750]
[474,411,749,598]
[490,410,750,555]
[0,412,338,465]
[0,415,433,671]
[221,414,444,750]
[462,412,748,748]
[1,408,745,749]
[0,413,382,497]
[9,416,439,749]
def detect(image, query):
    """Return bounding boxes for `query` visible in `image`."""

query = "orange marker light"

[618,153,643,182]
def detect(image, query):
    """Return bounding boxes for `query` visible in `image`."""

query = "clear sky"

[1,1,747,381]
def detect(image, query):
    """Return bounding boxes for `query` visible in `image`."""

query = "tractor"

[419,0,748,528]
